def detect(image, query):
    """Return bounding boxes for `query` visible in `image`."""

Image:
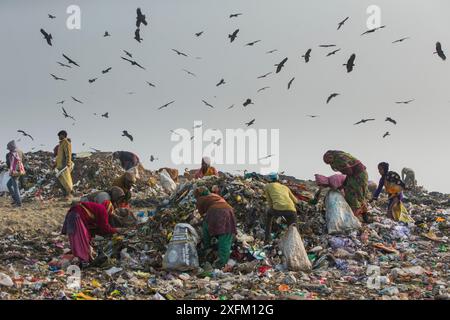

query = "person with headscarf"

[80,186,128,210]
[112,151,141,171]
[112,171,136,204]
[194,187,237,269]
[6,140,25,207]
[55,130,74,199]
[323,150,369,221]
[264,173,299,243]
[194,156,218,179]
[61,201,124,263]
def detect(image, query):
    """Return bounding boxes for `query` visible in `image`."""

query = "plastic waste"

[280,225,312,272]
[160,169,177,194]
[162,223,199,272]
[325,190,362,234]
[0,273,14,287]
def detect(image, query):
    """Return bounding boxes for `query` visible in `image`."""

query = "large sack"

[162,223,199,272]
[325,190,361,234]
[0,172,10,193]
[160,169,177,194]
[280,225,312,272]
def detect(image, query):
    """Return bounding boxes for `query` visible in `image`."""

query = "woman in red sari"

[62,201,122,263]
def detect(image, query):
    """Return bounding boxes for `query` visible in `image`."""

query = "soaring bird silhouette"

[150,155,158,162]
[202,100,215,108]
[62,107,75,121]
[56,100,65,105]
[122,131,134,142]
[157,101,175,110]
[395,99,415,104]
[101,112,109,118]
[71,96,83,104]
[172,49,188,57]
[392,37,410,44]
[228,29,239,43]
[134,28,143,43]
[383,132,390,138]
[146,81,156,87]
[182,69,197,77]
[17,130,34,141]
[266,49,278,54]
[123,50,132,58]
[257,72,272,79]
[319,44,336,48]
[327,49,341,56]
[230,13,243,18]
[245,40,261,46]
[40,29,52,46]
[275,57,288,73]
[343,54,356,73]
[121,56,146,70]
[385,117,397,125]
[102,67,112,74]
[195,31,204,37]
[88,78,98,83]
[216,79,225,87]
[136,8,148,27]
[434,42,446,61]
[245,119,255,127]
[287,77,295,90]
[227,104,235,110]
[48,14,56,19]
[337,17,349,30]
[62,54,80,67]
[213,138,222,146]
[361,25,386,36]
[103,31,110,37]
[302,49,312,63]
[243,99,254,107]
[257,86,270,93]
[57,62,72,68]
[354,118,375,125]
[327,93,340,104]
[307,115,319,118]
[50,74,66,81]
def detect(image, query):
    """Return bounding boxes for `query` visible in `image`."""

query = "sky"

[0,0,449,193]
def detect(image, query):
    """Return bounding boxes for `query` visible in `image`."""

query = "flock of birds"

[18,8,447,160]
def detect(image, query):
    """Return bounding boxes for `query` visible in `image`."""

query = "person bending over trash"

[401,167,417,190]
[264,173,301,243]
[194,187,237,269]
[62,201,124,264]
[372,163,413,223]
[194,156,218,179]
[112,171,136,204]
[81,186,128,210]
[54,130,74,200]
[6,140,25,207]
[112,151,141,171]
[323,150,369,222]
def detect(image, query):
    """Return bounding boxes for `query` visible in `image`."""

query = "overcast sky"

[1,0,449,192]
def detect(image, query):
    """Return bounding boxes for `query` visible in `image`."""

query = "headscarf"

[110,186,125,203]
[378,162,389,175]
[202,156,211,166]
[7,140,16,152]
[386,171,406,188]
[323,150,335,164]
[267,172,279,182]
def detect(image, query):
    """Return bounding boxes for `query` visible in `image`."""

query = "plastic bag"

[280,225,312,272]
[392,201,414,223]
[162,223,199,272]
[325,190,361,234]
[160,169,177,194]
[0,172,10,193]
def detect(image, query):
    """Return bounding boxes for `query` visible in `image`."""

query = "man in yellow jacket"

[55,130,73,199]
[264,173,299,243]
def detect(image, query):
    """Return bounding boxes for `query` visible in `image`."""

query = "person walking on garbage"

[194,156,218,179]
[264,173,301,243]
[401,167,417,189]
[112,171,136,204]
[112,151,141,171]
[61,201,125,264]
[323,150,369,222]
[6,140,25,207]
[372,163,413,222]
[194,187,237,269]
[54,130,74,199]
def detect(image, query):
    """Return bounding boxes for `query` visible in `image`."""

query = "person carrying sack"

[6,140,25,207]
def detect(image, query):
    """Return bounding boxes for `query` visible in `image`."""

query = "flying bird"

[257,86,270,93]
[17,130,34,141]
[57,62,72,68]
[229,13,243,18]
[122,131,134,142]
[395,99,415,104]
[136,8,148,27]
[327,93,340,104]
[275,57,288,73]
[302,49,312,63]
[101,112,109,118]
[121,56,146,70]
[71,96,83,104]
[354,118,375,125]
[257,72,272,79]
[146,81,156,87]
[383,132,391,138]
[216,79,225,87]
[182,69,197,77]
[62,107,75,121]
[243,98,253,107]
[434,42,446,61]
[227,104,235,110]
[134,28,143,43]
[62,54,80,67]
[213,138,222,146]
[245,40,261,46]
[50,74,66,81]
[56,100,65,105]
[385,117,397,125]
[307,115,319,118]
[202,100,215,108]
[361,25,386,36]
[195,31,204,37]
[104,31,110,37]
[343,54,356,73]
[150,155,158,162]
[48,14,56,19]
[40,29,52,46]
[228,29,239,43]
[158,100,175,110]
[172,49,188,57]
[123,50,132,58]
[266,49,278,54]
[102,67,112,74]
[259,154,274,160]
[319,44,336,48]
[392,37,410,44]
[326,49,341,57]
[337,17,349,30]
[245,119,255,126]
[88,78,98,83]
[287,77,295,90]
